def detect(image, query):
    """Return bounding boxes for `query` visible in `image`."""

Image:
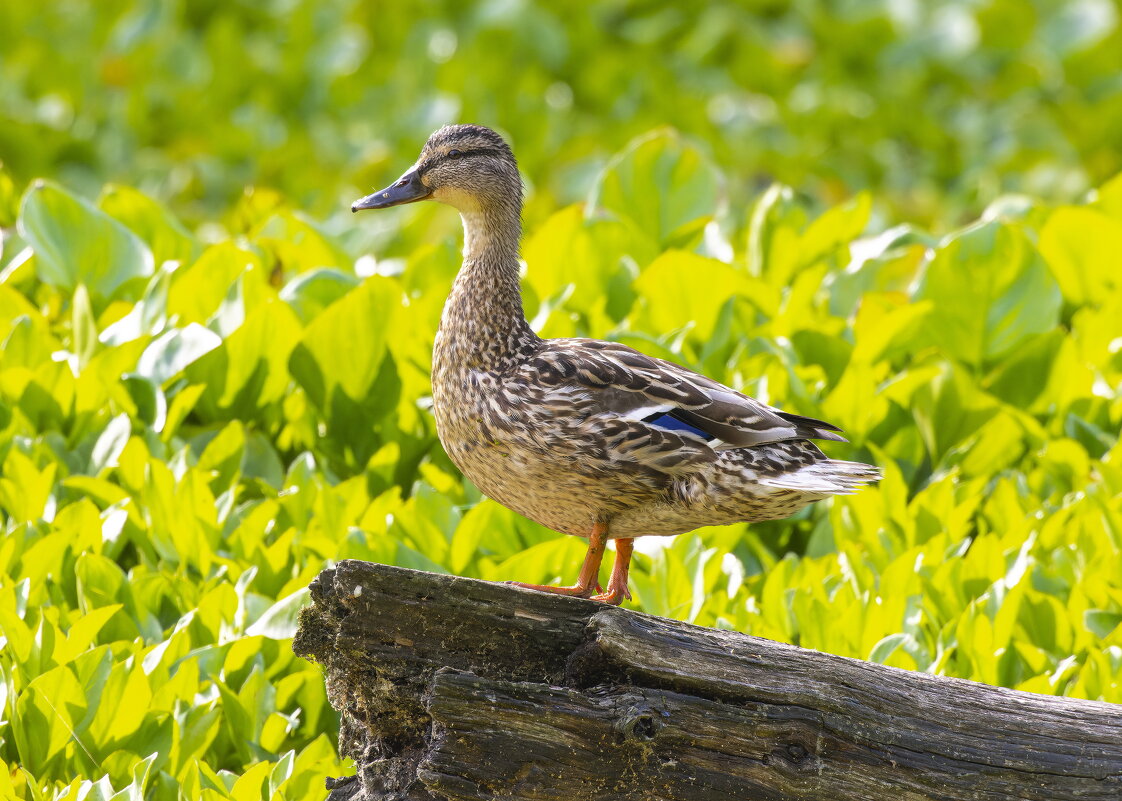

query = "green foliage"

[3,1,1122,797]
[19,181,154,300]
[2,129,1121,797]
[2,1,1122,227]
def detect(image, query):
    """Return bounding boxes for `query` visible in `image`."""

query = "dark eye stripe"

[417,146,507,176]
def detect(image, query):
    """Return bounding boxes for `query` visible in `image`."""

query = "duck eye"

[447,149,463,159]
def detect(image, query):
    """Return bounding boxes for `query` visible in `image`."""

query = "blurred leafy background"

[2,1,1122,799]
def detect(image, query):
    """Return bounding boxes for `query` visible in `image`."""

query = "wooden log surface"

[292,560,1122,801]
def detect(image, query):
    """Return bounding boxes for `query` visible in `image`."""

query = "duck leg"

[590,537,634,606]
[508,521,609,598]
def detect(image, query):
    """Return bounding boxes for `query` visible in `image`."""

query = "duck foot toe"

[505,580,600,599]
[588,584,631,606]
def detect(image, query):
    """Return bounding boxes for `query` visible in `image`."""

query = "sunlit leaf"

[279,268,361,324]
[917,220,1061,367]
[168,243,265,325]
[98,184,197,267]
[1039,206,1122,307]
[290,278,398,407]
[632,249,752,339]
[18,180,154,300]
[186,299,303,419]
[590,128,724,250]
[246,589,310,639]
[135,324,223,384]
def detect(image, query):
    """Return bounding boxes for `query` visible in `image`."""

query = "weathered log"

[293,560,1122,801]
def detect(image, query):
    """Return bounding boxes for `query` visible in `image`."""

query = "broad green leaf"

[54,605,123,665]
[0,591,33,662]
[955,412,1026,478]
[185,299,303,419]
[198,422,247,488]
[18,180,153,299]
[246,588,310,639]
[74,554,130,615]
[746,183,805,280]
[1084,610,1122,640]
[0,449,57,522]
[485,535,586,588]
[14,665,88,772]
[523,205,639,326]
[279,268,361,324]
[99,264,173,346]
[227,760,271,801]
[120,374,168,430]
[909,362,1000,462]
[790,329,852,386]
[917,220,1061,367]
[244,431,285,490]
[850,293,932,365]
[83,658,152,746]
[983,329,1066,409]
[289,277,399,411]
[268,751,295,798]
[163,383,207,439]
[98,184,196,267]
[110,752,156,801]
[1096,171,1122,220]
[252,210,351,273]
[0,282,42,327]
[828,225,933,317]
[135,324,222,384]
[449,499,503,574]
[632,250,752,338]
[799,191,871,267]
[0,164,17,227]
[90,414,132,474]
[590,128,724,250]
[168,242,264,324]
[2,313,58,370]
[1039,206,1122,306]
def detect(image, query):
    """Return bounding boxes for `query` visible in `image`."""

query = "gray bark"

[293,560,1122,801]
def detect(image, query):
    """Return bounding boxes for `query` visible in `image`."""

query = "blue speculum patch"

[643,410,715,441]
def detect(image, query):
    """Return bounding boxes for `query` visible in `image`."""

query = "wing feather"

[519,338,847,449]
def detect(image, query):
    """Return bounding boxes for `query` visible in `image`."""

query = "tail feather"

[760,459,882,495]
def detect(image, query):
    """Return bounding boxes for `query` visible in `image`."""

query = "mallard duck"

[352,124,880,605]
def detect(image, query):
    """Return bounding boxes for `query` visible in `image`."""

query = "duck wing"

[516,338,846,453]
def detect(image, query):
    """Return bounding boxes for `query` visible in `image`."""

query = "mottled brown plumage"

[352,124,881,605]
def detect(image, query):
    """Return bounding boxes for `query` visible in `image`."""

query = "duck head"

[352,124,521,216]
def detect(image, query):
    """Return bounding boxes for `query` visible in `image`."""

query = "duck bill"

[351,170,431,211]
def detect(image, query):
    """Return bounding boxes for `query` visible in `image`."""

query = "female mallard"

[352,124,880,605]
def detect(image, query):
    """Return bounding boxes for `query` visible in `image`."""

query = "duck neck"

[438,203,539,370]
